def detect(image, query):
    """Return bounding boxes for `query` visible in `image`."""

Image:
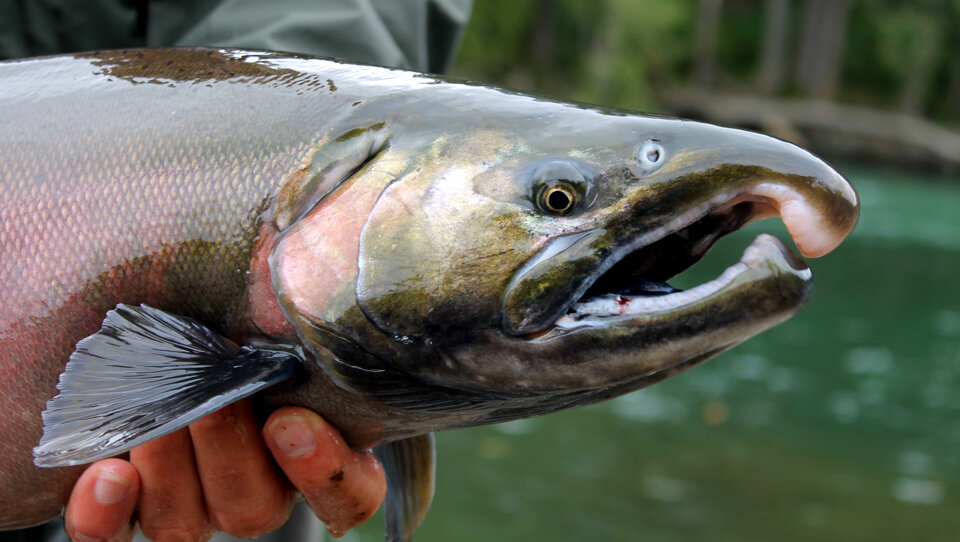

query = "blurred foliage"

[453,0,960,123]
[716,2,764,80]
[453,0,694,111]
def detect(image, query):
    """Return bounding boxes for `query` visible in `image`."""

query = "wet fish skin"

[0,48,372,528]
[0,48,857,531]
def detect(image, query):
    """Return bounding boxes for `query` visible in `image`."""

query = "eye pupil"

[646,149,660,163]
[545,188,573,213]
[547,189,571,211]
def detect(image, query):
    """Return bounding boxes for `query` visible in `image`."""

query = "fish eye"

[540,183,576,215]
[529,160,595,216]
[638,140,665,171]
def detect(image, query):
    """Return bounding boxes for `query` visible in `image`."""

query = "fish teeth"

[558,262,747,327]
[555,233,801,328]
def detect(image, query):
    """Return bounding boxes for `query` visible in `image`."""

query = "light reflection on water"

[348,166,960,541]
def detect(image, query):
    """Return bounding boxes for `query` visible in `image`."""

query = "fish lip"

[551,233,811,331]
[502,184,785,335]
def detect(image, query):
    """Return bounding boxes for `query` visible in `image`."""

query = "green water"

[348,167,960,541]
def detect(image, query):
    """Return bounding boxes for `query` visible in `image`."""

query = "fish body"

[0,49,858,534]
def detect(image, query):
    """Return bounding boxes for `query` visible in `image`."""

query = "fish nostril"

[638,141,665,171]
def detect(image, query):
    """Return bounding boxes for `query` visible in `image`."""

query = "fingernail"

[268,414,316,458]
[93,467,132,505]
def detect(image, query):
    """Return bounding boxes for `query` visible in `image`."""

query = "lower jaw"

[554,233,810,329]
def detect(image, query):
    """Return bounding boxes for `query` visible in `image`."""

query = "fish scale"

[0,49,341,528]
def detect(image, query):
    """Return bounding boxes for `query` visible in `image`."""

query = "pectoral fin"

[33,304,302,467]
[373,433,436,542]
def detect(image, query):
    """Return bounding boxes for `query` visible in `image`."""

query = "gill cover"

[356,161,499,342]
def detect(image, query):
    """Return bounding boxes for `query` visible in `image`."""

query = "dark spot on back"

[76,48,298,84]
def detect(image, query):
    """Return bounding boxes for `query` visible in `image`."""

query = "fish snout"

[664,125,859,258]
[747,152,858,258]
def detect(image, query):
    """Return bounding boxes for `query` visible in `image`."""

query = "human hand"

[63,400,386,541]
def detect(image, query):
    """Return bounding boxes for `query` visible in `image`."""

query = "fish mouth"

[558,195,789,328]
[505,182,837,337]
[556,231,808,329]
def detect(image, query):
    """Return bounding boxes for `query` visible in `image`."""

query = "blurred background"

[454,0,960,174]
[346,1,960,540]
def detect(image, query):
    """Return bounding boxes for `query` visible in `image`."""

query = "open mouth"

[556,232,810,328]
[538,188,819,332]
[503,174,855,337]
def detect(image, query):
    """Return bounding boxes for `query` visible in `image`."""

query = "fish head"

[271,89,858,424]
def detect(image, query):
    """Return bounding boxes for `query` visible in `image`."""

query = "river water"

[347,165,960,541]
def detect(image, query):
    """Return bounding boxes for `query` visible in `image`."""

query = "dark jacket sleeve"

[0,0,472,73]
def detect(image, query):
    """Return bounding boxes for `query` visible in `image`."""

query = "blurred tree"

[693,0,723,87]
[454,0,692,111]
[867,0,946,114]
[759,0,789,93]
[453,0,958,126]
[530,0,556,68]
[452,0,540,85]
[948,59,960,118]
[795,0,852,99]
[579,0,692,111]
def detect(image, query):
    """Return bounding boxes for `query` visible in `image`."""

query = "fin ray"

[33,304,300,467]
[373,433,436,542]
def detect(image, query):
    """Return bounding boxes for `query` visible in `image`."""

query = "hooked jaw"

[747,179,855,259]
[500,129,858,388]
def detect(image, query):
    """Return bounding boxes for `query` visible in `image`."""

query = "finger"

[65,459,139,542]
[263,407,386,537]
[129,428,211,541]
[188,399,291,537]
